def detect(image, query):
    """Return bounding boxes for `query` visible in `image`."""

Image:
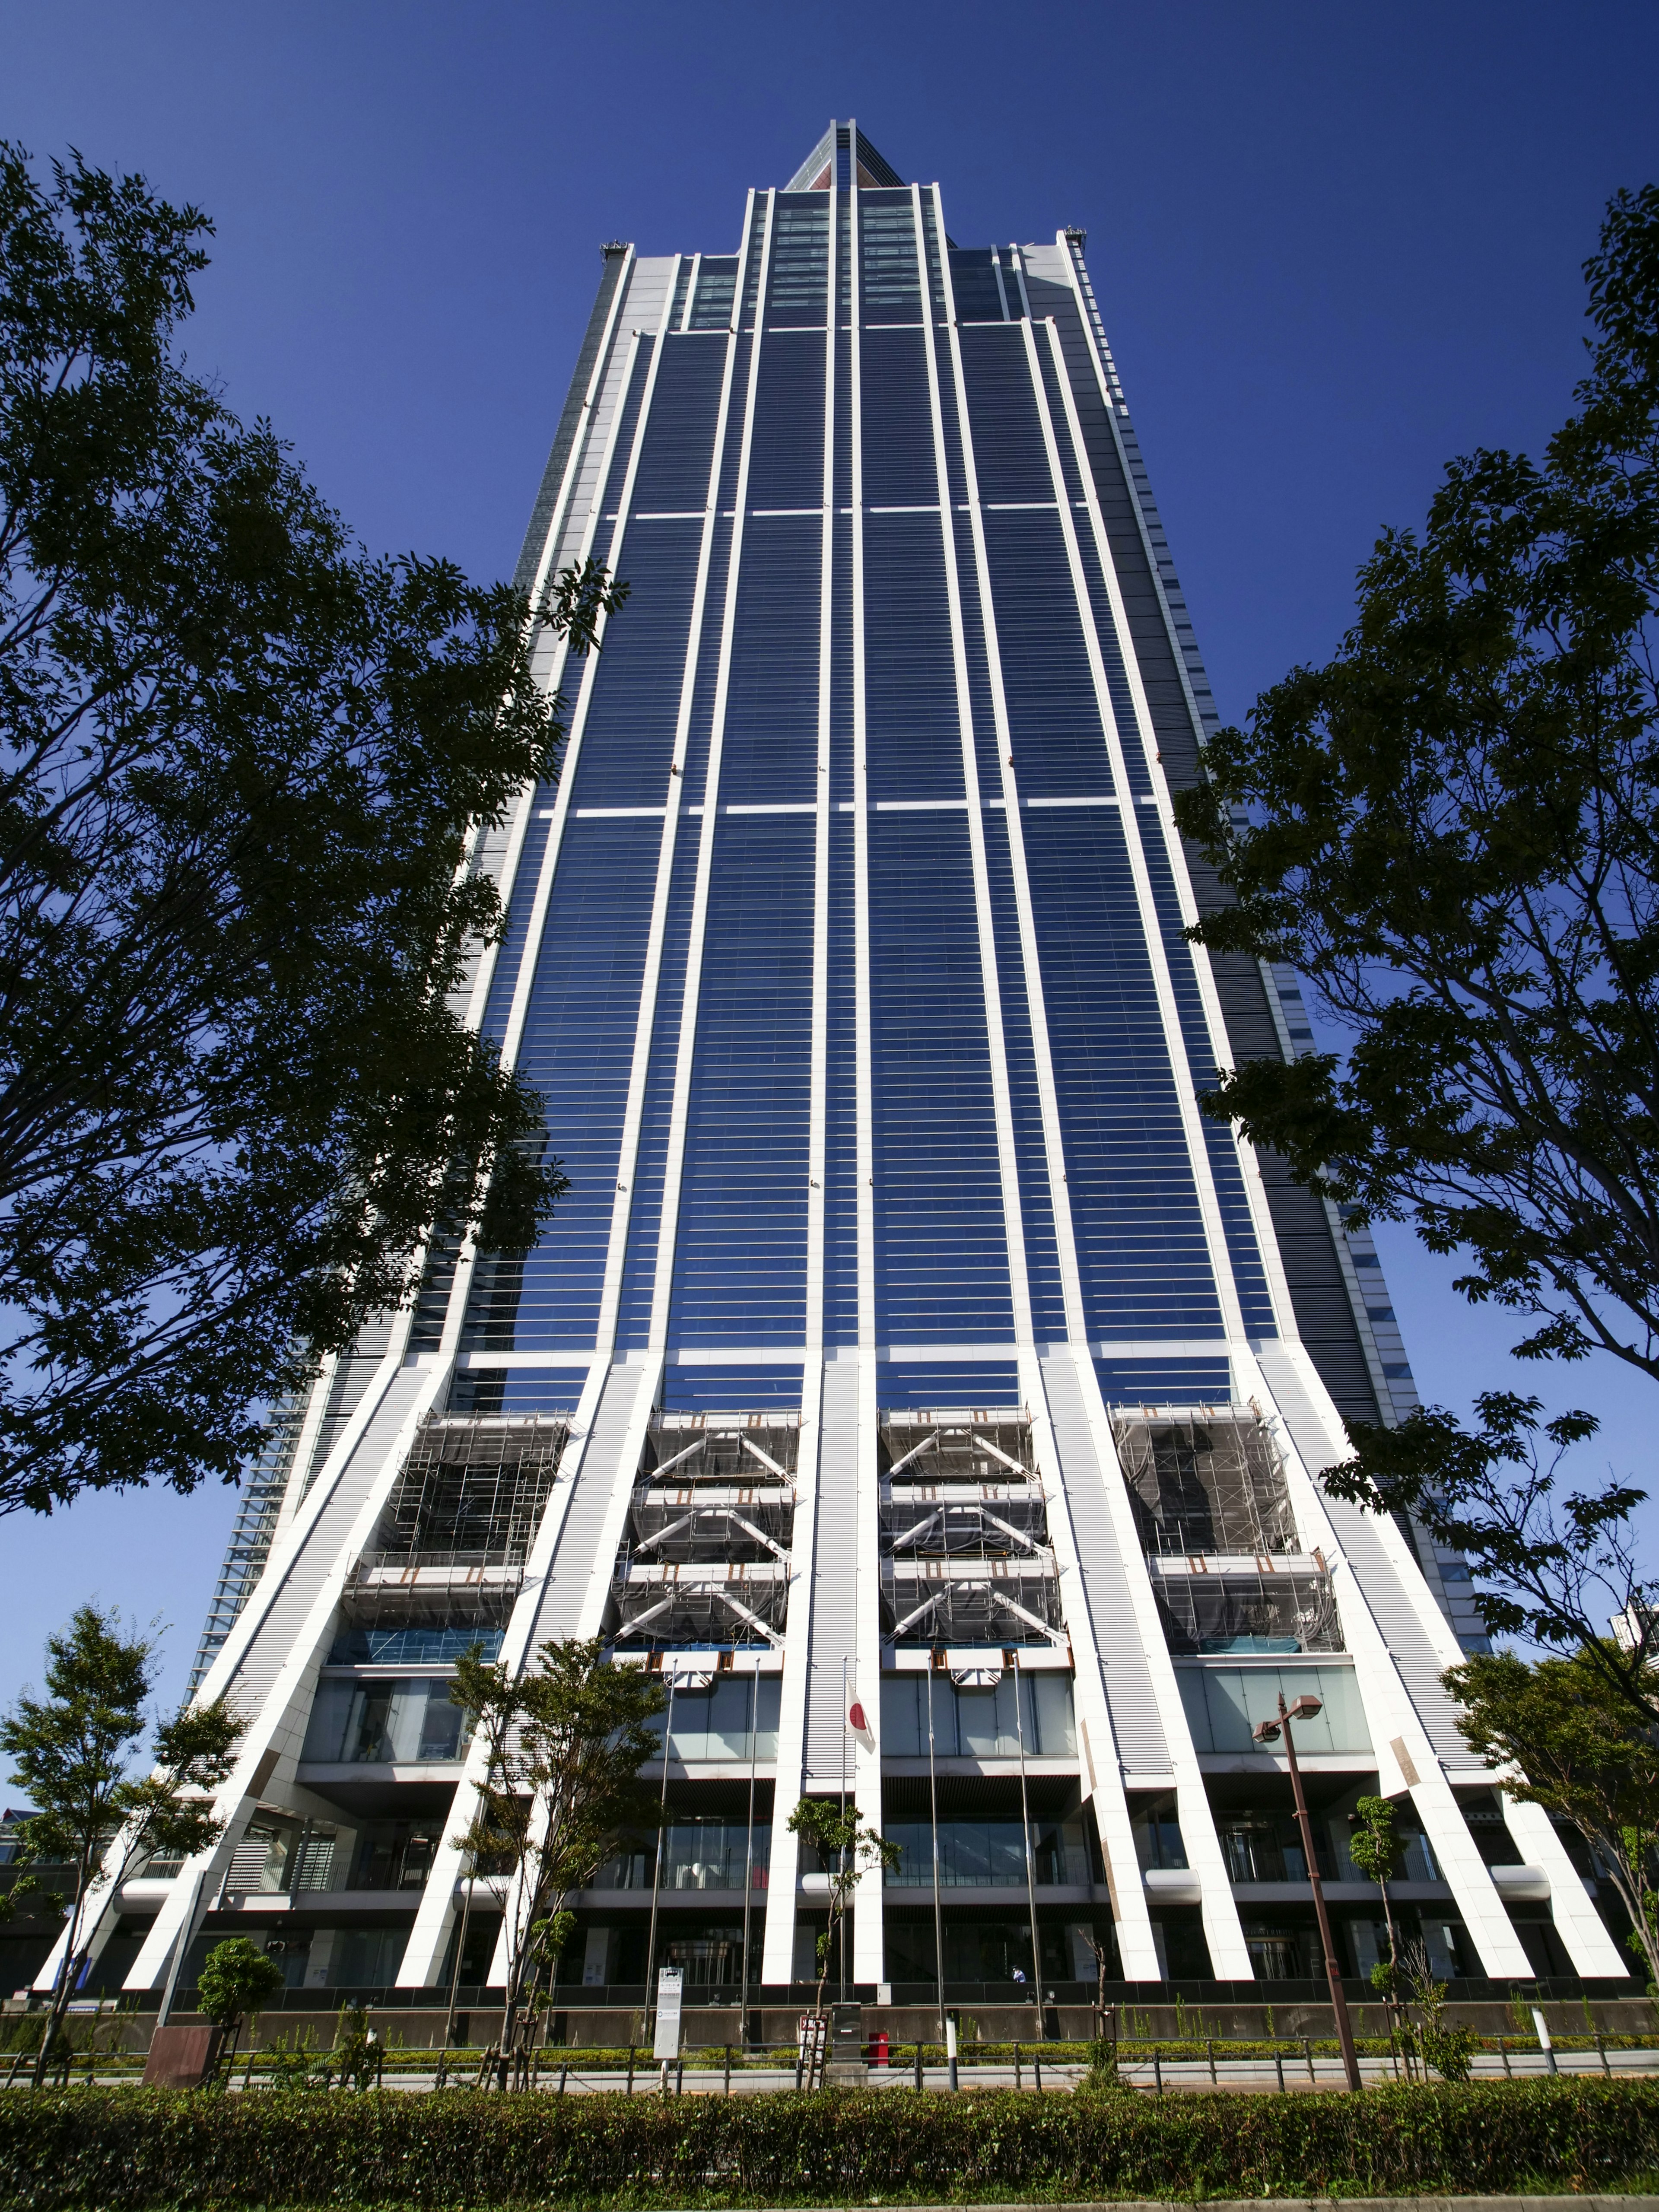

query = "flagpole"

[840,1655,849,2002]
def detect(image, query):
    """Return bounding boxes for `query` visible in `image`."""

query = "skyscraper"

[64,122,1627,2018]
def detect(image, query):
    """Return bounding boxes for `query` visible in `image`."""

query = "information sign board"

[653,1967,683,2059]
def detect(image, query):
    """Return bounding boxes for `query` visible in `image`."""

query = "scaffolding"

[1150,1567,1343,1654]
[341,1416,567,1627]
[1112,1406,1298,1557]
[878,1417,1064,1649]
[189,1403,305,1691]
[613,1559,791,1647]
[611,1415,798,1650]
[640,1412,800,1478]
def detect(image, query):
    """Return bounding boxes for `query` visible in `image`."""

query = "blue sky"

[4,0,1658,1721]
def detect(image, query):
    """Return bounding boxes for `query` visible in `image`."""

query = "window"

[1217,1813,1334,1883]
[351,1821,439,1892]
[880,1671,1075,1758]
[1176,1665,1372,1755]
[768,198,830,323]
[859,198,921,319]
[643,1676,782,1761]
[595,1820,771,1892]
[328,1926,407,1990]
[1243,1926,1304,1980]
[1131,1796,1189,1871]
[300,1678,472,1767]
[882,1818,1089,1887]
[326,1624,503,1667]
[689,258,737,330]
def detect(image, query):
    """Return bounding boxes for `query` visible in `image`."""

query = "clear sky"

[4,0,1657,1725]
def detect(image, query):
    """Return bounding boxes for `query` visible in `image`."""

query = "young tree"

[1169,183,1659,1677]
[195,1936,284,2082]
[1076,1927,1117,2069]
[1347,1794,1405,1968]
[786,1795,901,2062]
[1445,1646,1659,1989]
[1347,1794,1414,2070]
[1395,1938,1475,2083]
[445,1637,665,2088]
[0,143,626,1516]
[0,1604,243,2084]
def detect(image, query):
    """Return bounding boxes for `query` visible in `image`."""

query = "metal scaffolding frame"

[1112,1405,1297,1558]
[613,1560,790,1647]
[340,1415,568,1627]
[1150,1567,1343,1654]
[188,1404,304,1691]
[611,1415,799,1650]
[878,1417,1063,1649]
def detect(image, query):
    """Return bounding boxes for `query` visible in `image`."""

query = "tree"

[0,1603,243,2084]
[1169,184,1659,1676]
[1076,1927,1119,2074]
[0,143,626,1516]
[1445,1645,1659,1990]
[1174,180,1659,1391]
[1346,1794,1417,2073]
[1323,1391,1658,1721]
[786,1796,900,2052]
[445,1637,664,2088]
[1394,1939,1475,2083]
[1346,1794,1405,1973]
[1078,1926,1113,2025]
[195,1935,283,2082]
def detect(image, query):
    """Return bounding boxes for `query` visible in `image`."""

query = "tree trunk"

[807,1887,848,2088]
[32,1874,90,2091]
[1618,1862,1659,1990]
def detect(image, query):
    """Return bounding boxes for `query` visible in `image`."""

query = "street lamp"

[1252,1692,1363,2093]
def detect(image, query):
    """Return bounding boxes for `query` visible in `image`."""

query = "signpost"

[653,1967,683,2062]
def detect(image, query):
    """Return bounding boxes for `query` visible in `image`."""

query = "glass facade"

[442,165,1283,1390]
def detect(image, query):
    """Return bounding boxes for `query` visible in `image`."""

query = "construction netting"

[1112,1408,1297,1557]
[1151,1569,1343,1653]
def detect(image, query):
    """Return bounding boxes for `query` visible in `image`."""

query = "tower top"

[784,120,904,192]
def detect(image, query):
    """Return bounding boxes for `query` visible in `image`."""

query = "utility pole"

[1253,1693,1362,2093]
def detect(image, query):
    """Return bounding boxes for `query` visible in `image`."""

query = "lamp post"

[1252,1693,1362,2093]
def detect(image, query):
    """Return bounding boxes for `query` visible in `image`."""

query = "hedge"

[2,2078,1658,2210]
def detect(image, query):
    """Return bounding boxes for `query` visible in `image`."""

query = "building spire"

[783,119,903,192]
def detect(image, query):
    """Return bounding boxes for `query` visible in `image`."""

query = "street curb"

[684,2201,1659,2212]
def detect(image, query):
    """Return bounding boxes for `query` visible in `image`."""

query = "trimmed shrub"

[0,2076,1656,2209]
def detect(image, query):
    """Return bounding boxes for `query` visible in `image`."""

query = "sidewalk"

[23,2046,1659,2094]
